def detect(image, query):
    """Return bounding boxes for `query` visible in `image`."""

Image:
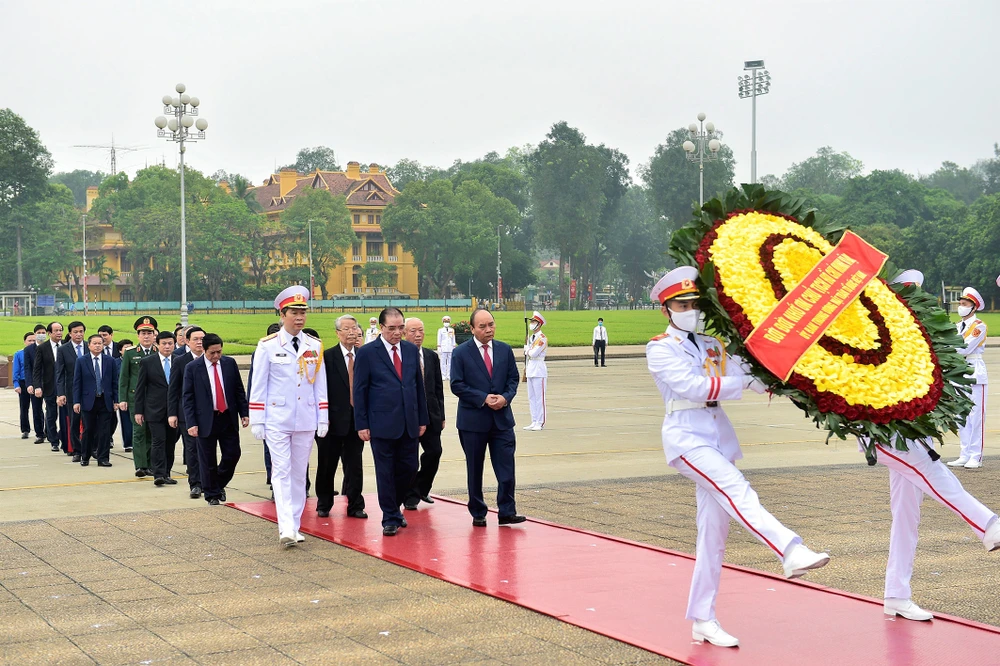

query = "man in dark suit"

[97,325,120,451]
[33,321,64,452]
[73,334,119,467]
[402,317,446,511]
[56,321,87,460]
[167,326,204,498]
[135,331,180,487]
[24,324,48,444]
[182,333,249,506]
[173,325,189,357]
[315,315,367,519]
[354,307,429,536]
[450,309,526,527]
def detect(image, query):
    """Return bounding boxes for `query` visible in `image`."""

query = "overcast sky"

[5,0,998,187]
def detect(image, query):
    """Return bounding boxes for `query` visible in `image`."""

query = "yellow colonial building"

[251,161,419,298]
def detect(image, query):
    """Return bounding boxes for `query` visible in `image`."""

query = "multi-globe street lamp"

[682,112,723,207]
[154,83,208,327]
[738,60,771,184]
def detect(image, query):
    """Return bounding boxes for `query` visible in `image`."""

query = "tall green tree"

[189,198,259,301]
[50,169,106,207]
[281,146,340,173]
[0,109,54,290]
[781,146,863,196]
[606,186,671,306]
[360,262,399,292]
[8,183,80,296]
[387,158,429,191]
[281,189,356,299]
[833,169,932,230]
[919,161,985,205]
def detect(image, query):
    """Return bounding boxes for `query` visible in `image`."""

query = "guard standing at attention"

[523,311,547,431]
[949,286,988,469]
[364,317,380,344]
[436,315,456,381]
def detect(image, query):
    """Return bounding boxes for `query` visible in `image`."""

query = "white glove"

[316,424,329,438]
[251,424,266,440]
[745,376,768,394]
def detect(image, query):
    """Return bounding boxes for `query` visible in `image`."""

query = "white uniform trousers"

[958,384,987,464]
[440,351,452,381]
[671,446,801,622]
[527,377,546,426]
[876,443,998,599]
[266,428,315,537]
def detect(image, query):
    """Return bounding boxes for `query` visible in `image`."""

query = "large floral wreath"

[669,185,973,456]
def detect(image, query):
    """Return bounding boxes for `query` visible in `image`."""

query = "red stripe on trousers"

[979,385,986,458]
[679,455,784,557]
[877,445,987,534]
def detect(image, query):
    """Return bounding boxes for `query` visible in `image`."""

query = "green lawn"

[0,309,667,356]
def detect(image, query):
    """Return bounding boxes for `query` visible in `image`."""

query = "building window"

[119,288,134,303]
[352,266,361,289]
[352,243,361,260]
[120,254,132,272]
[387,242,397,260]
[353,214,360,225]
[366,240,383,257]
[367,214,375,225]
[376,215,381,225]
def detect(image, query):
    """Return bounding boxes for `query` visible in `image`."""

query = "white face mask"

[670,309,700,333]
[35,333,46,343]
[529,321,540,332]
[443,322,450,328]
[957,304,973,317]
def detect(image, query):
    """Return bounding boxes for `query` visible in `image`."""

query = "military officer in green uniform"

[119,316,158,478]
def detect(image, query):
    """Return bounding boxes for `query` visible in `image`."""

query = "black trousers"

[81,400,111,464]
[120,409,133,448]
[67,406,82,455]
[369,435,418,527]
[43,394,59,446]
[316,429,365,513]
[406,426,443,504]
[196,411,241,501]
[148,420,180,480]
[458,426,517,519]
[178,424,201,489]
[17,381,30,433]
[59,404,70,452]
[30,392,45,438]
[593,340,606,366]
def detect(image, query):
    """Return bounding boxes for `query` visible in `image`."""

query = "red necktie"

[213,362,227,412]
[392,346,402,379]
[482,344,493,378]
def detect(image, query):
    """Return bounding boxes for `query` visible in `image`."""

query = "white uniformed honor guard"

[646,266,830,648]
[436,316,456,381]
[523,311,548,431]
[249,286,329,547]
[949,286,988,468]
[364,317,380,344]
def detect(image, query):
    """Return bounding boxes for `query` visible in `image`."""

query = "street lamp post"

[738,60,771,184]
[154,83,208,327]
[496,225,504,306]
[81,214,88,315]
[307,219,315,298]
[682,112,723,207]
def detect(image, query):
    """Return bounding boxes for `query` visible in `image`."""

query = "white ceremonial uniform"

[437,325,456,381]
[857,435,998,601]
[647,325,801,622]
[524,330,548,427]
[249,328,329,538]
[956,317,988,464]
[364,325,379,344]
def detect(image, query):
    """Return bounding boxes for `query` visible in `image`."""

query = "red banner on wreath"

[744,231,888,381]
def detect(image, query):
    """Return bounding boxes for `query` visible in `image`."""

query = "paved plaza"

[1,350,998,664]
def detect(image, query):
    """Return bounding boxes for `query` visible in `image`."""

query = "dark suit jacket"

[104,341,121,359]
[324,344,357,437]
[24,343,38,388]
[181,355,248,435]
[167,351,197,425]
[135,354,172,423]
[450,339,519,433]
[73,354,119,412]
[420,348,446,432]
[173,345,188,357]
[353,337,429,440]
[33,341,59,397]
[56,341,85,399]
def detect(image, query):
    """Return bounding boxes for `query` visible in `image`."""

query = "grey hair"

[335,314,358,331]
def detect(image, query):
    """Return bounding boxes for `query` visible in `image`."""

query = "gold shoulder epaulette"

[259,332,278,342]
[650,333,669,341]
[304,332,321,342]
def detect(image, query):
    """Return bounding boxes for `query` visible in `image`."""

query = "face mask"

[444,323,450,328]
[36,333,46,343]
[598,322,603,327]
[670,309,700,333]
[957,305,973,317]
[529,322,540,332]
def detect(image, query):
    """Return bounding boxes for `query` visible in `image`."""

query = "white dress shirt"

[592,325,608,343]
[205,356,227,408]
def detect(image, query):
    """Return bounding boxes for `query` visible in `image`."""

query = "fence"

[47,298,475,316]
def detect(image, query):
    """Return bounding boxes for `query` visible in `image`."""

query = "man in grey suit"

[402,317,446,511]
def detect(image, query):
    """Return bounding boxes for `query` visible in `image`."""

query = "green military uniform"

[119,316,157,475]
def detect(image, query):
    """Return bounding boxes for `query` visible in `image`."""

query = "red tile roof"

[251,168,398,213]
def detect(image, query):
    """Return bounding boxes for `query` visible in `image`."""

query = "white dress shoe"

[530,423,544,431]
[984,519,1000,552]
[279,533,296,547]
[782,543,831,579]
[884,598,933,621]
[947,457,969,467]
[523,423,537,430]
[692,619,739,647]
[964,460,983,469]
[295,532,305,543]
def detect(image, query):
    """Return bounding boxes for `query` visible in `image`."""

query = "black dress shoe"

[347,510,368,519]
[98,461,112,467]
[403,501,418,511]
[208,498,220,506]
[317,509,330,518]
[220,490,227,502]
[144,468,154,476]
[473,517,487,527]
[21,433,29,440]
[190,487,202,499]
[421,495,435,504]
[382,525,398,536]
[71,455,81,463]
[51,445,59,452]
[135,469,146,478]
[164,478,177,485]
[498,514,527,525]
[34,437,45,444]
[154,478,166,486]
[400,518,408,528]
[124,447,132,452]
[80,461,90,467]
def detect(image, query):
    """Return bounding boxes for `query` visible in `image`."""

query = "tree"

[382,179,519,297]
[387,158,429,191]
[50,169,106,207]
[359,262,398,292]
[281,189,356,299]
[6,184,79,297]
[640,127,736,231]
[281,146,340,173]
[919,161,985,205]
[188,198,258,301]
[973,143,1000,196]
[0,109,54,290]
[606,186,671,305]
[781,146,863,196]
[833,170,932,230]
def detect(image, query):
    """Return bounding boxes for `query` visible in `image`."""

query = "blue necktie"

[76,343,83,357]
[164,357,171,383]
[94,357,103,396]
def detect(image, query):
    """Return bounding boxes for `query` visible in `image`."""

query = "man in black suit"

[315,315,368,519]
[135,331,180,487]
[173,326,189,357]
[33,321,64,452]
[73,334,119,467]
[23,324,47,444]
[181,333,249,505]
[353,307,429,536]
[167,326,204,498]
[98,324,121,451]
[56,321,87,460]
[402,317,446,511]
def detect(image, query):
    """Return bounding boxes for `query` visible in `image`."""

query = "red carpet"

[230,495,1000,665]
